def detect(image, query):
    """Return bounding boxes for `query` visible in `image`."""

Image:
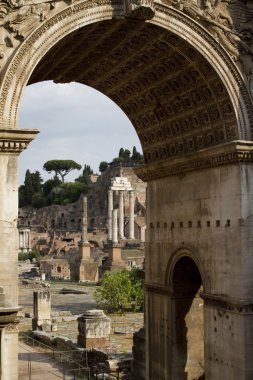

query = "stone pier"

[77,309,111,348]
[32,290,51,331]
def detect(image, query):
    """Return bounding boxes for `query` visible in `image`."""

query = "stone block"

[77,309,111,348]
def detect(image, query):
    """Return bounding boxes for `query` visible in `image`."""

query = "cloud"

[19,81,142,183]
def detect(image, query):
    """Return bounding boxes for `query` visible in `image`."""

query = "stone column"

[1,325,19,380]
[112,209,118,244]
[19,230,22,250]
[0,128,38,380]
[108,190,113,240]
[129,190,135,239]
[119,191,124,239]
[25,230,28,250]
[81,194,88,243]
[27,229,30,250]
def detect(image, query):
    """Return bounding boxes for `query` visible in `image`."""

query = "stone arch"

[165,246,207,292]
[168,251,205,380]
[0,2,252,163]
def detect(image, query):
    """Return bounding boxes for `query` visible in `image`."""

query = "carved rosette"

[125,0,155,20]
[0,128,39,154]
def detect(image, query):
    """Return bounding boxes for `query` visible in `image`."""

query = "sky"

[18,81,142,184]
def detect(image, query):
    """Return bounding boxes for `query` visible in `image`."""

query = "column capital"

[0,128,39,154]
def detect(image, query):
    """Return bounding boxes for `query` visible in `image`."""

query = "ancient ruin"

[32,290,51,331]
[77,309,111,348]
[0,0,253,379]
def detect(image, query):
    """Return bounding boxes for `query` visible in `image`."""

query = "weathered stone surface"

[77,309,111,348]
[1,1,253,379]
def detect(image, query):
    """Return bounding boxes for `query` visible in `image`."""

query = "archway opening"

[24,18,238,165]
[172,256,204,380]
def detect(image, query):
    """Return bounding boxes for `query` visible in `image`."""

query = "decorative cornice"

[0,128,39,153]
[145,284,253,314]
[202,293,253,314]
[135,141,253,181]
[145,283,170,296]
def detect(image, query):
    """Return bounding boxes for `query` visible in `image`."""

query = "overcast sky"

[19,81,142,184]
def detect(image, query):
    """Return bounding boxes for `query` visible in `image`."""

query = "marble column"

[0,128,38,380]
[129,190,135,239]
[112,209,118,244]
[108,190,113,240]
[119,191,124,239]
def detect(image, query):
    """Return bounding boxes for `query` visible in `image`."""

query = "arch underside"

[28,18,238,164]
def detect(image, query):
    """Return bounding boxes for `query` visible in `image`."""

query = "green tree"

[94,269,144,312]
[31,171,43,193]
[43,160,82,182]
[31,193,47,208]
[18,247,41,262]
[18,185,26,208]
[43,176,62,198]
[49,182,86,205]
[24,170,34,205]
[118,148,125,159]
[75,164,93,184]
[99,161,108,172]
[131,146,143,161]
[123,149,131,160]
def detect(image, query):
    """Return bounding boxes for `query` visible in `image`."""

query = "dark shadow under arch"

[172,256,204,380]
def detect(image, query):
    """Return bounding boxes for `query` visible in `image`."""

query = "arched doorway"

[0,1,253,379]
[172,256,204,380]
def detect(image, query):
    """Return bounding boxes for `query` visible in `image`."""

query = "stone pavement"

[18,341,75,379]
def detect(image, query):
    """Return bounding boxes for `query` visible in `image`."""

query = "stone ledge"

[202,292,253,314]
[135,141,253,181]
[0,128,39,153]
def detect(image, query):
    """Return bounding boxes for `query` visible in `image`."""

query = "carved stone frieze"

[3,322,19,332]
[124,0,155,20]
[160,0,253,94]
[135,141,253,181]
[0,128,39,153]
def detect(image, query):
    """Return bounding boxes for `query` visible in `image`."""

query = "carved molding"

[2,322,19,332]
[145,284,253,314]
[202,292,253,314]
[135,141,253,181]
[0,128,39,153]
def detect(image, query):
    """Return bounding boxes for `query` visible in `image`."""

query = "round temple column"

[81,194,88,243]
[112,209,118,244]
[129,190,135,239]
[119,191,124,239]
[108,190,113,241]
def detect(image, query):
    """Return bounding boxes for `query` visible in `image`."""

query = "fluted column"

[129,190,135,239]
[119,191,124,239]
[112,209,118,244]
[108,190,113,240]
